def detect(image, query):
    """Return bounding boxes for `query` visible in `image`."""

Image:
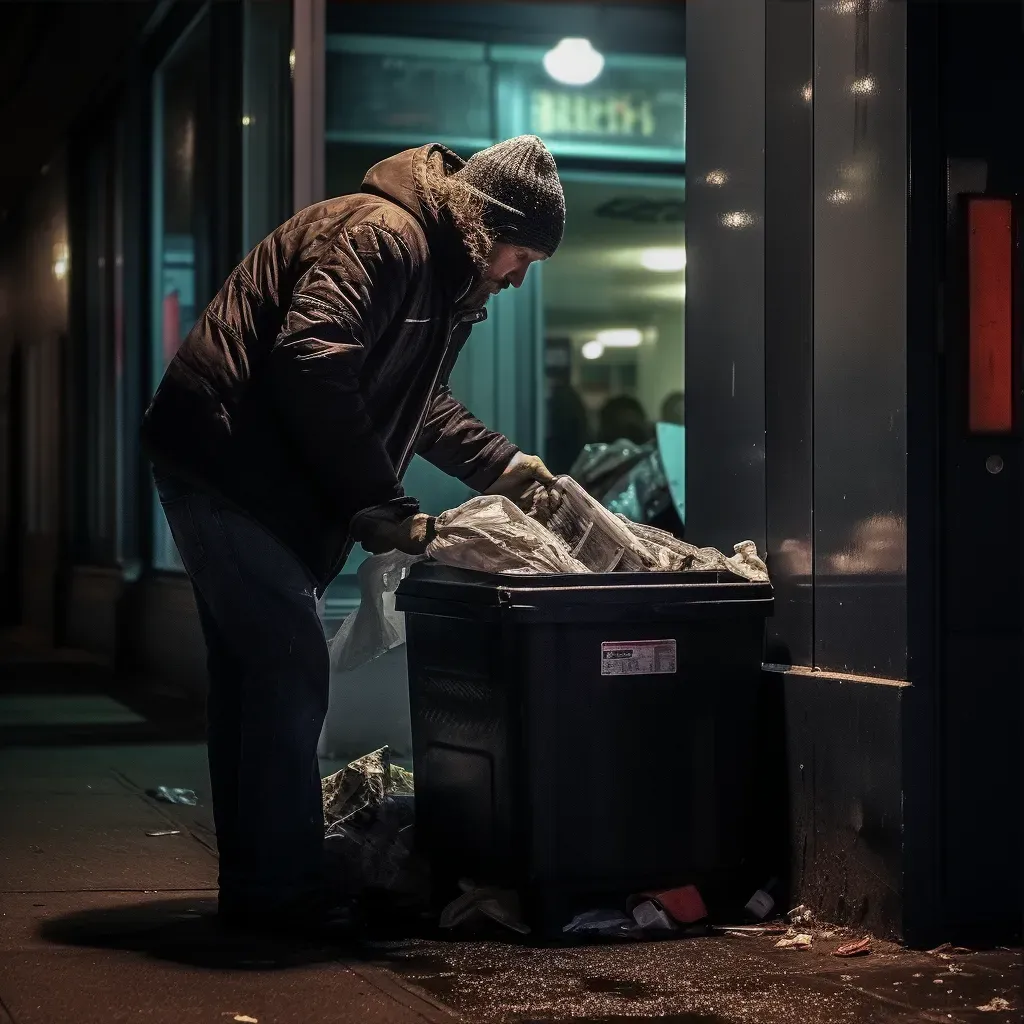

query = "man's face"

[469,242,548,305]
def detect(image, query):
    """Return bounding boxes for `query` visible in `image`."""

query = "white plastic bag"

[328,552,425,672]
[427,495,588,575]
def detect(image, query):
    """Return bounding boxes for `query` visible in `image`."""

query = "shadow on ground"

[38,896,356,971]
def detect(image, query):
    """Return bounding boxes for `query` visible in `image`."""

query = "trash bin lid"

[395,562,773,624]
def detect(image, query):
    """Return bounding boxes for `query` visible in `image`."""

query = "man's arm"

[415,386,520,493]
[267,222,417,525]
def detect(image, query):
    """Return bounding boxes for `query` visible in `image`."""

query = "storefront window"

[242,0,292,251]
[323,6,685,600]
[150,13,211,570]
[543,172,685,530]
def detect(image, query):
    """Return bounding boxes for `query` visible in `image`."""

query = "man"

[140,135,564,936]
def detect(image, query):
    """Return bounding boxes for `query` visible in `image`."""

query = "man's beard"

[463,275,498,309]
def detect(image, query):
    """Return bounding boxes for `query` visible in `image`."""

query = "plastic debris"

[833,937,872,958]
[745,880,777,921]
[632,900,676,931]
[440,879,530,935]
[776,932,814,950]
[146,787,198,806]
[233,1016,259,1024]
[974,995,1015,1011]
[563,909,642,940]
[788,904,814,926]
[627,885,708,926]
[144,829,181,837]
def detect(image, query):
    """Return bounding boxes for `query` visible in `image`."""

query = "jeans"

[155,473,328,909]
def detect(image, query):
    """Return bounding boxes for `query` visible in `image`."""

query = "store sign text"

[530,89,658,139]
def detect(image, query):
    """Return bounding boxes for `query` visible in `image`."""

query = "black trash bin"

[395,562,774,936]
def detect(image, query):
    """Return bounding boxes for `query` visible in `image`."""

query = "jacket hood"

[361,144,475,292]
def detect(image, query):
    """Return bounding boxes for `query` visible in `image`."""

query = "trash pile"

[321,747,429,912]
[562,885,711,941]
[431,475,767,579]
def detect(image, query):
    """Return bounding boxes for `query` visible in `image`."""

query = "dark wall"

[812,0,909,679]
[935,1,1023,940]
[764,0,813,668]
[684,0,767,557]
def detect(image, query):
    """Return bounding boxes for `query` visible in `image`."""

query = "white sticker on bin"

[600,640,677,676]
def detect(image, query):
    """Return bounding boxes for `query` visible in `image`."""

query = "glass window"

[242,0,293,251]
[544,172,685,532]
[150,13,212,570]
[322,6,686,603]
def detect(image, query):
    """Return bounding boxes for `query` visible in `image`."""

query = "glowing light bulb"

[581,340,604,360]
[543,38,604,86]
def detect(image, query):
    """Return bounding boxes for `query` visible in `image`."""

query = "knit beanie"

[452,135,565,257]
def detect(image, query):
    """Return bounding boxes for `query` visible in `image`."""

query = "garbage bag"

[426,494,588,574]
[321,747,428,906]
[570,439,650,498]
[622,520,769,582]
[329,552,425,672]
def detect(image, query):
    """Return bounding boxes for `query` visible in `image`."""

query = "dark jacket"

[141,144,518,587]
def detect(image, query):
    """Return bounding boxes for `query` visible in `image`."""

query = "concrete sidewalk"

[0,642,453,1024]
[0,638,1019,1024]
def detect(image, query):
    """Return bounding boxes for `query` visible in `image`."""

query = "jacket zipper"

[397,306,485,478]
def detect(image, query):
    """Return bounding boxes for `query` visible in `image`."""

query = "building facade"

[0,0,1019,946]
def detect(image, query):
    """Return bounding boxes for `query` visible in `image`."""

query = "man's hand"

[484,453,561,521]
[358,513,437,556]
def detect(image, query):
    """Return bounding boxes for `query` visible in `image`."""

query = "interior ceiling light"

[543,38,605,86]
[581,340,604,360]
[640,247,687,273]
[595,328,643,348]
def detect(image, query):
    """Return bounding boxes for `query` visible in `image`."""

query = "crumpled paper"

[321,747,426,905]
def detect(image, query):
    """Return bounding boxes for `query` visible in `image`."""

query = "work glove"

[355,512,437,556]
[485,453,562,522]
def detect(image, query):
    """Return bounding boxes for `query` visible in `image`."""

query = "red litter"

[833,937,872,958]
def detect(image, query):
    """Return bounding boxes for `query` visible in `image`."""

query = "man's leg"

[156,476,330,916]
[192,588,245,891]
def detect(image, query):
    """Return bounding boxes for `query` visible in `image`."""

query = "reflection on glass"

[151,15,210,570]
[544,174,685,534]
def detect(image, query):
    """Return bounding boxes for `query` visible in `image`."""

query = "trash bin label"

[600,640,677,676]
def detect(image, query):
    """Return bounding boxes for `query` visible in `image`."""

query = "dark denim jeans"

[155,474,328,910]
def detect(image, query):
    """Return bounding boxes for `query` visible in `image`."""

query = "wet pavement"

[368,934,1021,1023]
[0,634,1020,1023]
